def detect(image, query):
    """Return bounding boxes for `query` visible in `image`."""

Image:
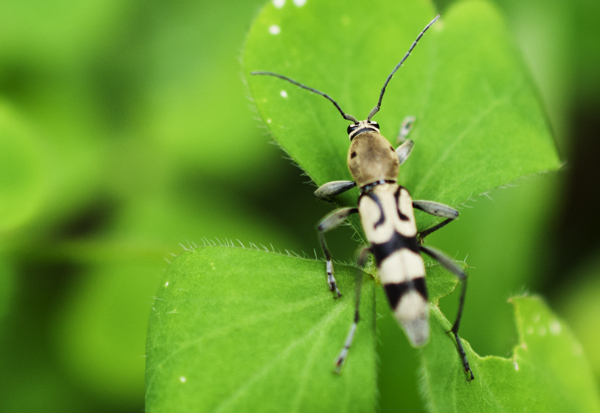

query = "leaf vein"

[212,300,349,413]
[146,295,330,394]
[412,77,526,197]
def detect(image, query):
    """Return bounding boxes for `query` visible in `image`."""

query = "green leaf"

[558,251,600,383]
[421,294,600,412]
[145,250,600,412]
[244,0,561,231]
[145,246,377,413]
[146,0,586,410]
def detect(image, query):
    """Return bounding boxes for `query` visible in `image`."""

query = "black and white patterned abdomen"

[358,183,429,347]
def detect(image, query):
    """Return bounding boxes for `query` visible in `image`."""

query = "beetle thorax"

[347,130,399,187]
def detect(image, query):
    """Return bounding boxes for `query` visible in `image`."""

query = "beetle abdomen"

[359,184,429,347]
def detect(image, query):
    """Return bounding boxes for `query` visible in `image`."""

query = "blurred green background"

[0,0,598,412]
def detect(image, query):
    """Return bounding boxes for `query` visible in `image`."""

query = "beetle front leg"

[397,115,415,144]
[396,140,414,166]
[317,207,359,297]
[315,180,356,200]
[395,116,416,165]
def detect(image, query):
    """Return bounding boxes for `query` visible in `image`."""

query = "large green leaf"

[244,0,561,231]
[145,246,377,412]
[144,0,594,411]
[146,246,600,412]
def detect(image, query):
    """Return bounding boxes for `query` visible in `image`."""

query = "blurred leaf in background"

[0,0,320,412]
[559,252,600,388]
[0,102,47,234]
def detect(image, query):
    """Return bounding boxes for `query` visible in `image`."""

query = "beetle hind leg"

[420,244,474,381]
[449,279,474,382]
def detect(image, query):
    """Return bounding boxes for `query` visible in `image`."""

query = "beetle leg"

[315,180,356,199]
[413,200,459,219]
[397,115,416,144]
[420,245,474,381]
[334,246,371,373]
[413,200,459,242]
[317,207,359,297]
[396,139,414,166]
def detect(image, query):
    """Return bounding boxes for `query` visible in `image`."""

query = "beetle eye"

[369,121,380,130]
[347,123,359,135]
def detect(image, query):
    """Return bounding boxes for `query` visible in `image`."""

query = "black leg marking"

[318,233,341,297]
[317,208,359,297]
[420,245,474,381]
[450,277,473,381]
[335,246,370,374]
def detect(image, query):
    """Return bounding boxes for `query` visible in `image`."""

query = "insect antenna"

[367,14,440,121]
[251,71,359,123]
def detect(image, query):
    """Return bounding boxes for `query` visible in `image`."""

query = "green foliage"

[55,262,160,405]
[0,101,46,234]
[559,252,600,386]
[146,247,600,412]
[423,293,600,412]
[146,247,377,412]
[0,0,598,412]
[145,0,598,411]
[0,254,14,321]
[245,0,561,231]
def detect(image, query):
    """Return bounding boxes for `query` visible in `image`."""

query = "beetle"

[251,14,474,381]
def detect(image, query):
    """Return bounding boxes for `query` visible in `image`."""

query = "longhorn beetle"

[251,14,474,381]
